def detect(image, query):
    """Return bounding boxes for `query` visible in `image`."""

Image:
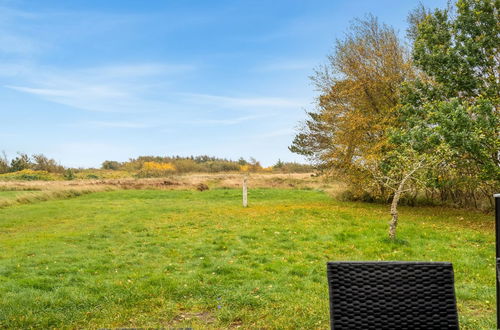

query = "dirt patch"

[229,319,243,328]
[172,311,215,324]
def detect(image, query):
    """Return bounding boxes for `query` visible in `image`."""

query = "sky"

[0,0,448,168]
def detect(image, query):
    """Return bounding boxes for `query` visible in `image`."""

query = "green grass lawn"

[0,190,32,201]
[0,189,495,328]
[0,191,37,209]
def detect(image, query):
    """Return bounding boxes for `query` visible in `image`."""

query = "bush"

[32,154,65,173]
[10,154,32,172]
[0,169,58,181]
[203,161,240,173]
[338,189,377,203]
[136,162,176,178]
[101,160,122,170]
[171,159,202,173]
[64,169,75,180]
[0,158,8,174]
[196,183,209,191]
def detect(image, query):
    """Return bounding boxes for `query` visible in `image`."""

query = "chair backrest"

[327,261,459,329]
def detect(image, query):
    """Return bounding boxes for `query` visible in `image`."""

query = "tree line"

[0,152,65,174]
[102,155,313,176]
[0,152,313,179]
[290,0,499,237]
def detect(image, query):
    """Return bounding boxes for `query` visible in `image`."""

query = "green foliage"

[274,159,285,169]
[64,169,75,180]
[72,169,130,180]
[170,158,201,173]
[32,154,65,173]
[0,169,59,181]
[9,153,32,172]
[395,0,500,206]
[0,189,494,328]
[291,0,499,208]
[413,0,499,99]
[0,152,8,174]
[101,160,122,170]
[290,15,414,199]
[203,160,240,173]
[1,153,64,174]
[406,3,431,41]
[272,160,313,173]
[107,155,308,174]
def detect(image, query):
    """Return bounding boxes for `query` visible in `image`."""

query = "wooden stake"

[242,175,248,207]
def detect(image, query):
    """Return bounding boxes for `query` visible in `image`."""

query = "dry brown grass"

[0,173,346,208]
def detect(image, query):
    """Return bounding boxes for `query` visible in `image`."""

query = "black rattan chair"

[326,261,459,329]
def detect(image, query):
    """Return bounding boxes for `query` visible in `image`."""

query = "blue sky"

[0,0,448,168]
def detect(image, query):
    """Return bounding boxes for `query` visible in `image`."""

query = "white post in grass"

[242,175,248,207]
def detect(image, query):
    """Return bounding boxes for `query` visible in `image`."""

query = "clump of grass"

[0,186,42,191]
[0,187,115,209]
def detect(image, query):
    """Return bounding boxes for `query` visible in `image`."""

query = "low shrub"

[0,169,60,181]
[136,162,176,178]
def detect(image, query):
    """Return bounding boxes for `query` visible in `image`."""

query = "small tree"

[32,154,64,173]
[0,151,9,174]
[362,146,445,240]
[10,153,32,172]
[289,15,415,199]
[64,168,75,180]
[101,160,122,170]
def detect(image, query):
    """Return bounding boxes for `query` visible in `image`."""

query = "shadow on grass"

[380,237,410,246]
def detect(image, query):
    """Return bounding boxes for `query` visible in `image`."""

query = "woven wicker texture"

[327,261,459,329]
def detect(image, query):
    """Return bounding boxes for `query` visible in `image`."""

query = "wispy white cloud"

[78,114,268,129]
[0,61,36,76]
[255,59,317,72]
[51,142,137,167]
[2,62,194,113]
[0,7,47,55]
[5,84,143,113]
[74,63,195,79]
[186,114,270,126]
[5,74,304,115]
[0,33,43,55]
[180,92,306,109]
[6,85,126,98]
[0,6,39,20]
[84,121,154,128]
[256,128,295,138]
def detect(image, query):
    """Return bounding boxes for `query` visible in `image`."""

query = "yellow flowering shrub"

[136,162,176,178]
[142,162,175,171]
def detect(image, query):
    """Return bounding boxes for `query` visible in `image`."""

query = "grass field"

[0,190,33,201]
[0,188,495,328]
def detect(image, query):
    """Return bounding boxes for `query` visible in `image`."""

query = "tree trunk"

[389,178,408,240]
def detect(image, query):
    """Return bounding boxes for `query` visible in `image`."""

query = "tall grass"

[0,186,115,209]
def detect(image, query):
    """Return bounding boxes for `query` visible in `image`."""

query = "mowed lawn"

[0,189,495,328]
